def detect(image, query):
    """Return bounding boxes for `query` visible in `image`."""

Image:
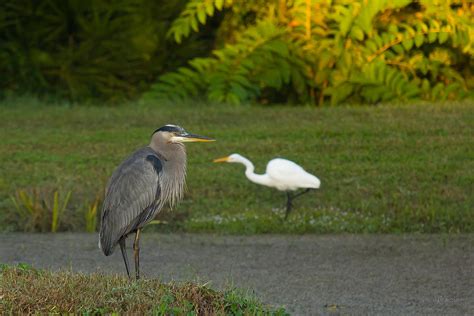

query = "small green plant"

[84,196,100,233]
[49,190,72,233]
[9,188,71,232]
[10,188,45,232]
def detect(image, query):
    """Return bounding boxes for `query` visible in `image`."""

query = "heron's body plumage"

[98,124,213,280]
[99,145,186,256]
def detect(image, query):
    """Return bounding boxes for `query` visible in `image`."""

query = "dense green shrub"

[147,0,474,105]
[2,0,472,105]
[0,0,215,102]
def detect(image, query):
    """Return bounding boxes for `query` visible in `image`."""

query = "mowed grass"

[0,264,285,315]
[0,97,473,233]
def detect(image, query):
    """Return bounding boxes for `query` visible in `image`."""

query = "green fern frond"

[167,0,233,43]
[144,57,215,101]
[350,62,420,103]
[208,20,290,104]
[151,19,307,105]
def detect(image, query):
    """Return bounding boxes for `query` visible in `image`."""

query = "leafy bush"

[0,0,214,102]
[146,0,474,105]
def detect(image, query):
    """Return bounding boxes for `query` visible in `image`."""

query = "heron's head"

[213,153,243,163]
[151,124,215,145]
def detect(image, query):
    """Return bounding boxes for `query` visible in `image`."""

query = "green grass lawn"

[0,264,285,315]
[0,97,473,233]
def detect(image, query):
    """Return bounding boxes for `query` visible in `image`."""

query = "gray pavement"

[0,233,473,315]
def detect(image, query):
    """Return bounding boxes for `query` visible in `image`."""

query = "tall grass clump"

[9,188,71,232]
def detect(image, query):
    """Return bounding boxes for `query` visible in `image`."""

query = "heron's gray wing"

[99,149,162,255]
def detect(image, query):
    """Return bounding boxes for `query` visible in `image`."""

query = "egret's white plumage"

[265,158,321,191]
[214,153,321,218]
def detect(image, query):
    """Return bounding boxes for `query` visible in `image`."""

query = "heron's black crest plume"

[152,124,186,135]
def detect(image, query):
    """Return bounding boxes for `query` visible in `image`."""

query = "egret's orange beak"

[213,156,230,163]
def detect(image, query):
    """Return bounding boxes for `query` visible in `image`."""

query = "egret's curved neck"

[236,156,273,187]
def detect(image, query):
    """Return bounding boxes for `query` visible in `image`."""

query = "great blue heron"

[214,154,320,219]
[99,124,214,280]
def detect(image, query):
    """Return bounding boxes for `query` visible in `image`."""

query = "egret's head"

[213,153,243,163]
[151,124,215,144]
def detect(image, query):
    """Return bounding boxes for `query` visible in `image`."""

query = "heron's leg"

[119,238,131,279]
[285,192,292,220]
[133,228,141,280]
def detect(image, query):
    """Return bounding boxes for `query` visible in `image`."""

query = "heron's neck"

[237,157,273,187]
[149,142,187,208]
[150,140,185,162]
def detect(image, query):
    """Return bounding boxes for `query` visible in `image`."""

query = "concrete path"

[1,233,473,315]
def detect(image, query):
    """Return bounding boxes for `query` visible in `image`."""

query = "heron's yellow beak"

[174,133,215,143]
[213,156,230,163]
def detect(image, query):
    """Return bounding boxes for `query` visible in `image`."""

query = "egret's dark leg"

[285,192,293,220]
[133,229,141,280]
[284,189,311,220]
[119,238,131,279]
[292,188,311,199]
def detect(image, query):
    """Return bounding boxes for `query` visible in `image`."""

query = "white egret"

[214,153,320,219]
